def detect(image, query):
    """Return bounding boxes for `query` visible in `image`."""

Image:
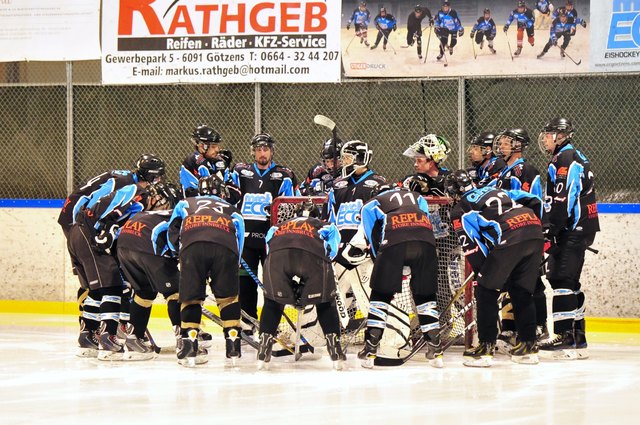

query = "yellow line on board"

[0,300,638,333]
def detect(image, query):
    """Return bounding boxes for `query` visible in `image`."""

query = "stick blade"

[313,114,336,131]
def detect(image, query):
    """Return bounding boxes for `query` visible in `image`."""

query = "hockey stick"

[201,304,260,350]
[343,33,358,56]
[240,258,313,348]
[555,44,581,65]
[144,328,170,354]
[239,308,314,357]
[313,114,340,178]
[423,25,432,64]
[437,39,449,67]
[380,30,397,55]
[505,30,515,61]
[471,35,477,60]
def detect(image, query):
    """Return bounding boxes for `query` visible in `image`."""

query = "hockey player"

[257,201,345,370]
[70,181,166,360]
[537,118,599,360]
[356,185,442,368]
[490,128,546,351]
[553,1,587,29]
[445,170,544,367]
[60,154,166,357]
[467,131,505,187]
[230,133,298,335]
[167,175,246,367]
[346,1,371,47]
[405,5,433,60]
[116,182,182,360]
[299,137,342,196]
[470,8,497,54]
[537,9,573,59]
[370,6,397,51]
[504,1,536,56]
[180,125,228,198]
[399,134,451,197]
[534,1,554,30]
[434,1,464,60]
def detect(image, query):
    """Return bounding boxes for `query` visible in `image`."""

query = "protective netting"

[1,60,639,203]
[270,196,474,350]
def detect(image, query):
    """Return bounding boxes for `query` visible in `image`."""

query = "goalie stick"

[313,114,340,178]
[373,272,475,366]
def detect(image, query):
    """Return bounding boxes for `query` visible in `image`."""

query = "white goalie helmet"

[403,134,451,164]
[341,140,372,178]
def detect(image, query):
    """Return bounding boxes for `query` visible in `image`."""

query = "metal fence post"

[458,76,466,170]
[66,61,74,195]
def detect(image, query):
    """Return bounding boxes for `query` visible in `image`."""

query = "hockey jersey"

[58,170,138,230]
[360,187,436,258]
[489,158,543,200]
[299,163,335,196]
[545,143,599,235]
[230,161,298,248]
[536,1,552,14]
[506,8,535,29]
[265,217,340,262]
[75,183,148,234]
[374,13,396,30]
[435,9,463,32]
[348,7,370,27]
[474,156,506,187]
[180,151,218,197]
[117,210,173,257]
[472,17,497,37]
[167,195,245,258]
[450,186,543,273]
[549,18,573,41]
[408,7,432,32]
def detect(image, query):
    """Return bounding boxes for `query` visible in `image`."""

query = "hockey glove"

[458,28,464,37]
[346,23,351,30]
[342,244,369,266]
[580,20,587,28]
[393,24,397,31]
[503,25,509,33]
[470,31,475,39]
[94,224,119,254]
[552,37,558,46]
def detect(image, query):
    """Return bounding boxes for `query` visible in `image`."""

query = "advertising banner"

[341,0,607,77]
[0,0,100,62]
[102,0,342,84]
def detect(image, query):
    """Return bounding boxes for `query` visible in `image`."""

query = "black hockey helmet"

[484,8,491,14]
[557,8,568,17]
[442,1,450,7]
[294,199,321,218]
[135,154,166,183]
[197,175,228,199]
[539,118,574,154]
[341,140,372,178]
[251,133,275,150]
[192,125,221,147]
[403,175,430,194]
[216,149,233,170]
[445,169,475,199]
[493,128,530,159]
[359,1,367,7]
[470,131,496,148]
[321,138,343,173]
[380,6,387,13]
[415,5,423,12]
[147,182,181,209]
[517,1,526,7]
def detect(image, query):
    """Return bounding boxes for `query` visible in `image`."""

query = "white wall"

[0,208,637,318]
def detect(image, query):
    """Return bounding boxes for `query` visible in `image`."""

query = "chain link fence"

[0,60,638,202]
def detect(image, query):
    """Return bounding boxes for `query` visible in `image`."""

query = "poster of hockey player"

[341,0,612,77]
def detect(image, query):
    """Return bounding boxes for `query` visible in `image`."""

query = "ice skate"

[98,332,125,361]
[463,342,495,368]
[514,46,522,56]
[509,341,539,365]
[116,321,133,342]
[370,44,378,50]
[489,45,496,54]
[436,53,444,61]
[418,54,423,60]
[537,51,546,59]
[574,323,589,360]
[425,331,444,368]
[383,45,387,51]
[123,335,156,361]
[224,327,242,365]
[199,330,213,349]
[325,333,346,371]
[448,46,453,55]
[77,330,99,358]
[536,324,550,343]
[177,329,208,367]
[560,48,566,58]
[357,328,382,369]
[479,40,484,50]
[538,330,578,360]
[256,333,275,371]
[364,40,370,47]
[496,330,517,355]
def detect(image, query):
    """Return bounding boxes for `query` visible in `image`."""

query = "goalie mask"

[197,175,228,199]
[468,132,496,166]
[538,118,574,155]
[493,128,530,161]
[341,140,372,178]
[294,199,321,218]
[403,134,451,164]
[321,138,343,174]
[445,169,475,199]
[135,154,166,184]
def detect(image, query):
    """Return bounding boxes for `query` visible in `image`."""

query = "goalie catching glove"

[94,223,119,254]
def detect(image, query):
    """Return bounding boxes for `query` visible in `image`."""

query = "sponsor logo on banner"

[101,0,342,84]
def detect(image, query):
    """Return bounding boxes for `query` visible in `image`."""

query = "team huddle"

[346,1,586,62]
[60,116,599,369]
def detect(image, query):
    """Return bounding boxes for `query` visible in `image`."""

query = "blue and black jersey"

[117,210,173,257]
[167,195,245,258]
[360,187,435,258]
[374,13,397,31]
[450,186,543,272]
[435,9,463,32]
[545,143,599,235]
[472,17,497,38]
[489,158,543,201]
[549,18,573,41]
[266,217,340,262]
[506,8,535,29]
[348,8,370,27]
[536,1,552,14]
[475,157,506,187]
